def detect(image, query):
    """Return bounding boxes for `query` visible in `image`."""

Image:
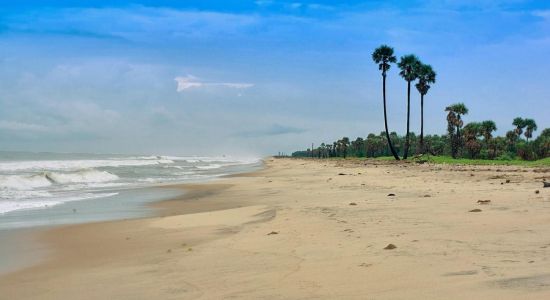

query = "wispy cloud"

[174,75,253,92]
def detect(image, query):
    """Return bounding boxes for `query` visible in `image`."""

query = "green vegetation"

[292,119,548,162]
[419,156,550,167]
[291,44,549,164]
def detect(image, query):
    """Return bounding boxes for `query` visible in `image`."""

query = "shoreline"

[1,158,549,299]
[0,161,264,276]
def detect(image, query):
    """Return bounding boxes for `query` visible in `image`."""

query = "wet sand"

[1,158,549,299]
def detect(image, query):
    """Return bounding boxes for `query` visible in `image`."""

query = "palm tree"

[505,130,518,152]
[340,137,350,158]
[512,117,526,136]
[480,120,497,158]
[451,103,468,138]
[415,63,436,153]
[463,122,482,158]
[480,120,497,141]
[445,103,469,158]
[524,118,537,142]
[398,54,421,159]
[372,45,400,160]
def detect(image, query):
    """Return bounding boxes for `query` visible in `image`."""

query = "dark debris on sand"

[384,244,397,250]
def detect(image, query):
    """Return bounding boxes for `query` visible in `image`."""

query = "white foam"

[0,192,119,214]
[0,153,259,218]
[0,158,174,172]
[0,174,53,190]
[196,164,223,170]
[47,170,119,184]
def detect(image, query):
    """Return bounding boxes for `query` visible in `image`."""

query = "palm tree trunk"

[455,117,461,158]
[382,74,400,160]
[420,94,424,154]
[403,80,411,159]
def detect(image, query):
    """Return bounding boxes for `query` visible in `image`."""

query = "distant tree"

[463,122,482,158]
[415,63,436,154]
[513,117,526,136]
[505,130,518,153]
[398,54,421,159]
[339,137,350,158]
[480,120,497,158]
[524,118,537,142]
[351,137,365,157]
[372,45,400,160]
[534,128,550,158]
[445,103,468,158]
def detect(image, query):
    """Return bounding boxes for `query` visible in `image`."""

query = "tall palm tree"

[398,54,421,159]
[415,63,436,153]
[524,118,537,142]
[372,45,400,160]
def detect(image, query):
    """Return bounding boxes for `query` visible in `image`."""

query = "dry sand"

[1,158,550,299]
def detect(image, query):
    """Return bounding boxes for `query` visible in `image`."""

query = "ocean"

[0,151,261,229]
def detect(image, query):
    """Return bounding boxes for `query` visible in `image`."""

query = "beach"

[1,158,550,299]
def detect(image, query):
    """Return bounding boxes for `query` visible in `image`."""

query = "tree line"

[291,45,548,161]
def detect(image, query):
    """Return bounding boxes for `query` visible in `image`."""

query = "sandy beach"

[1,158,550,299]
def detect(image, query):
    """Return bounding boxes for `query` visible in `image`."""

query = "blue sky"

[0,0,549,156]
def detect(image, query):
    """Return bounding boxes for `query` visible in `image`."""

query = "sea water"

[0,151,261,230]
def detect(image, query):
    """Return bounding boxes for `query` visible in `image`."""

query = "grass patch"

[297,156,550,167]
[396,155,550,167]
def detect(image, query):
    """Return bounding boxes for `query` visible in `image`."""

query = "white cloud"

[220,83,254,89]
[174,75,204,91]
[175,75,253,92]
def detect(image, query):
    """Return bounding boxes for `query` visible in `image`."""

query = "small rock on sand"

[477,200,491,204]
[387,193,396,197]
[384,244,397,250]
[349,202,357,206]
[358,263,372,267]
[267,231,279,235]
[469,209,482,212]
[535,190,540,194]
[423,194,431,197]
[543,182,550,188]
[506,179,511,183]
[338,173,346,176]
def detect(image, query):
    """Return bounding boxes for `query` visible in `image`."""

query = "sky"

[0,0,549,156]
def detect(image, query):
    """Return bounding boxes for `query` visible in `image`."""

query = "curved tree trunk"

[403,80,411,159]
[383,74,400,160]
[420,94,424,154]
